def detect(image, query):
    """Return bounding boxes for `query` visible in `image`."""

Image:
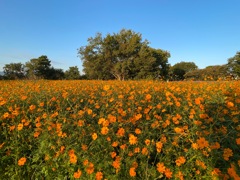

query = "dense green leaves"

[184,65,229,80]
[25,55,52,79]
[65,66,81,80]
[3,63,25,80]
[227,51,240,78]
[78,29,170,80]
[170,61,198,80]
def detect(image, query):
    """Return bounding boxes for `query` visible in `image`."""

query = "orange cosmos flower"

[141,147,148,155]
[116,127,125,137]
[174,127,184,134]
[112,141,118,147]
[103,85,110,91]
[101,127,109,135]
[196,160,207,169]
[156,141,163,152]
[87,109,92,115]
[96,171,103,180]
[195,97,202,105]
[82,144,88,151]
[3,112,10,119]
[211,168,221,176]
[135,128,141,134]
[108,114,116,123]
[226,101,234,108]
[112,156,121,171]
[211,142,220,149]
[111,151,117,158]
[236,138,240,145]
[135,113,142,120]
[92,133,98,140]
[165,168,172,179]
[223,148,233,161]
[86,162,94,174]
[77,120,84,127]
[21,95,27,100]
[120,144,127,150]
[36,122,41,128]
[129,134,138,145]
[129,167,136,177]
[39,102,44,107]
[0,100,7,106]
[98,118,105,125]
[227,164,239,179]
[134,147,140,153]
[60,146,65,153]
[175,156,186,166]
[69,154,77,164]
[18,157,27,166]
[29,105,36,111]
[197,137,209,149]
[176,171,184,180]
[34,131,40,138]
[17,123,23,131]
[73,169,82,179]
[83,159,89,166]
[191,143,198,150]
[9,125,15,131]
[145,139,151,146]
[156,162,165,173]
[145,94,152,101]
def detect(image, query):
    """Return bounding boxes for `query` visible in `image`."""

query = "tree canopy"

[25,55,52,79]
[184,65,229,81]
[227,51,240,78]
[65,66,81,80]
[78,29,170,80]
[3,63,25,80]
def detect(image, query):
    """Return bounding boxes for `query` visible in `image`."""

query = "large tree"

[170,61,198,80]
[25,55,51,79]
[3,63,25,80]
[227,51,240,78]
[78,29,170,80]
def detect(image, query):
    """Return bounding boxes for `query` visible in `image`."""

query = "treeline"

[0,56,84,80]
[78,29,240,81]
[1,29,240,81]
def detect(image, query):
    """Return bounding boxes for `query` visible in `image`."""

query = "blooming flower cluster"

[0,80,239,179]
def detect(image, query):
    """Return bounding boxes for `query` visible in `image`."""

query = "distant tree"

[78,29,170,80]
[227,51,240,78]
[25,55,51,79]
[184,65,229,80]
[47,68,65,80]
[169,61,198,80]
[65,66,81,80]
[3,63,25,80]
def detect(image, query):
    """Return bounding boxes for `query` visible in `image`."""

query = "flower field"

[0,80,240,179]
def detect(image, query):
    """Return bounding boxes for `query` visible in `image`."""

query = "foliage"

[47,68,65,80]
[65,66,81,80]
[25,55,52,79]
[78,29,170,80]
[227,51,240,78]
[170,61,198,80]
[184,65,229,81]
[3,63,25,80]
[0,80,240,179]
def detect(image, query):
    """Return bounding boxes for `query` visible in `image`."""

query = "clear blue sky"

[1,0,240,73]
